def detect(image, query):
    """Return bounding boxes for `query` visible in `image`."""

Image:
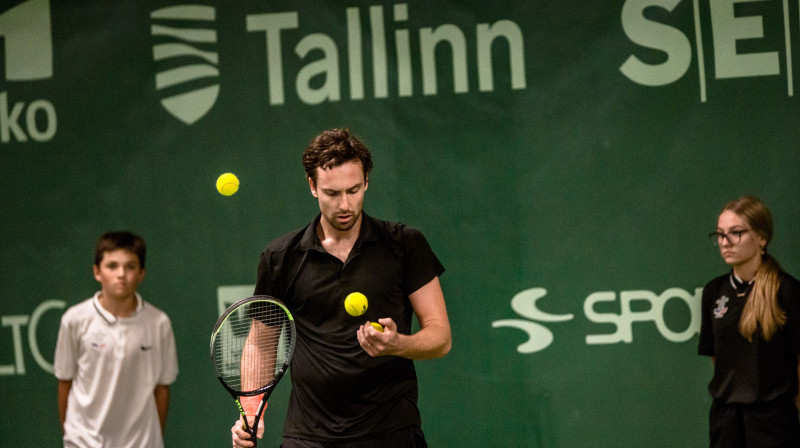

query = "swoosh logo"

[491,288,574,353]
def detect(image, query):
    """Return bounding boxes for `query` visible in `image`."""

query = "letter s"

[619,0,692,86]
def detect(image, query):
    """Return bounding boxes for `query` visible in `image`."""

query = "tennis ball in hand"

[370,322,384,332]
[216,173,239,196]
[344,292,368,316]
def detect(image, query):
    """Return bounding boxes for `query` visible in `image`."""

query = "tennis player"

[698,197,800,447]
[231,128,451,448]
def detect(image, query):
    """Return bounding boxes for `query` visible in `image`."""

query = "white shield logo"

[150,5,219,125]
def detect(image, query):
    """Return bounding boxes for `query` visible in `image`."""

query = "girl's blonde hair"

[722,196,784,341]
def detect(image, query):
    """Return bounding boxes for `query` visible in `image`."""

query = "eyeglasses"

[709,229,749,246]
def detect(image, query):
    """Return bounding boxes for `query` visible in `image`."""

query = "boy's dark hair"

[94,231,146,268]
[302,128,373,184]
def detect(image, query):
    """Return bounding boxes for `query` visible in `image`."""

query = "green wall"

[2,0,799,446]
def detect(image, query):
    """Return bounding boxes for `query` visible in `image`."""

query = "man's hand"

[231,415,263,448]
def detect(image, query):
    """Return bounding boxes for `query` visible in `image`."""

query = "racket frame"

[210,295,295,445]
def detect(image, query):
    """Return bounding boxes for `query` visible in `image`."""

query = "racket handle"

[247,416,259,447]
[241,394,265,446]
[239,418,258,447]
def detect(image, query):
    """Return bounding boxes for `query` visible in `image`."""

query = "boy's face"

[93,249,146,301]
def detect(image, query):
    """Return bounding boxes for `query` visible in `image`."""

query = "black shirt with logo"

[699,272,800,403]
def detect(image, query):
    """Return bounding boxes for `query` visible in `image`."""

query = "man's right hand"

[231,415,263,448]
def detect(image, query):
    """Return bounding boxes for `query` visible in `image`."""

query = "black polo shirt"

[698,272,800,404]
[254,212,445,441]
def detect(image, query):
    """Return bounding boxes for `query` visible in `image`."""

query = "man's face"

[309,160,368,233]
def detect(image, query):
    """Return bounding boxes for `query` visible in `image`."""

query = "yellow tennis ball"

[344,292,368,317]
[216,173,239,196]
[370,322,384,332]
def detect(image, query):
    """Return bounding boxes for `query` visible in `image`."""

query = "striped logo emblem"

[150,5,219,125]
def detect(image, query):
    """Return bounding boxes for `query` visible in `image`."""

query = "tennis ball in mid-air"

[370,322,384,332]
[344,292,368,316]
[216,173,239,196]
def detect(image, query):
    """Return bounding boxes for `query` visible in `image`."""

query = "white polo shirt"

[54,292,179,448]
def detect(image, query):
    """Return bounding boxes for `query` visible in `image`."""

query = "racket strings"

[213,301,294,393]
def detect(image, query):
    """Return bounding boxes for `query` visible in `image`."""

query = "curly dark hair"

[302,128,373,184]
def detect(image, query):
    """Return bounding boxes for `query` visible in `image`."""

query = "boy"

[54,231,179,447]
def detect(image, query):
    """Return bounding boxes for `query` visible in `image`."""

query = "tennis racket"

[210,296,295,446]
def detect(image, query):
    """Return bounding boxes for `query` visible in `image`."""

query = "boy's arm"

[154,385,170,434]
[58,379,72,434]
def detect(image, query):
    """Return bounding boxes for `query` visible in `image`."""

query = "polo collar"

[299,212,378,251]
[92,291,144,324]
[729,273,754,289]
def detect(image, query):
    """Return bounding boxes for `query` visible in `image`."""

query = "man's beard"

[326,211,359,232]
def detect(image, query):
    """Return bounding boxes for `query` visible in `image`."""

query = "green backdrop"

[2,0,799,446]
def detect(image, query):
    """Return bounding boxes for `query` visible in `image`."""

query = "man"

[232,128,451,447]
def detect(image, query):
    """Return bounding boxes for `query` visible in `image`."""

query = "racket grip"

[248,431,258,447]
[241,395,265,447]
[247,413,261,447]
[237,419,258,447]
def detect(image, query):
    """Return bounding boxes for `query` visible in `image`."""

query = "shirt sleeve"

[402,227,445,296]
[53,309,79,380]
[254,248,278,297]
[698,280,716,357]
[778,274,800,355]
[254,229,309,302]
[157,315,179,385]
